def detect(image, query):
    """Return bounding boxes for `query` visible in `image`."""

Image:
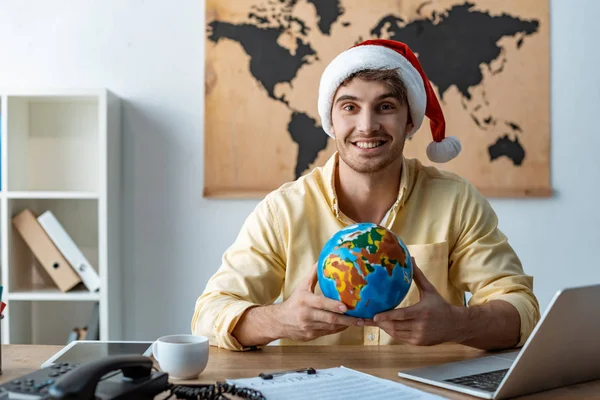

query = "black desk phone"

[0,355,266,399]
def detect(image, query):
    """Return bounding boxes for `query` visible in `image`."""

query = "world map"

[204,0,550,198]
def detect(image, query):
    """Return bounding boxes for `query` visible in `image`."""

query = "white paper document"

[227,366,445,399]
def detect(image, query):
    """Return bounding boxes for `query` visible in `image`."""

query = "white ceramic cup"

[152,334,209,379]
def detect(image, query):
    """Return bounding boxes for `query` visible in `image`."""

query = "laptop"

[397,283,600,399]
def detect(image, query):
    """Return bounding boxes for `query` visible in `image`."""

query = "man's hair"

[339,69,409,107]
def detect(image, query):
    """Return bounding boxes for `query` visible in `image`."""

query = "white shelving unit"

[0,89,122,345]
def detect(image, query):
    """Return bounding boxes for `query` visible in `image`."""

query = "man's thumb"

[412,259,435,294]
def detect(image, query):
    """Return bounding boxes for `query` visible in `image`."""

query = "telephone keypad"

[1,361,77,398]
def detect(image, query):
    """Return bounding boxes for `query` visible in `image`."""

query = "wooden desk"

[1,344,599,399]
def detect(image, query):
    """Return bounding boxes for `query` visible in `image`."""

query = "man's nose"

[357,110,381,134]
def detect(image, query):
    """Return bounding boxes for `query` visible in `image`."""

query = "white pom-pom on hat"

[318,39,461,163]
[427,136,462,163]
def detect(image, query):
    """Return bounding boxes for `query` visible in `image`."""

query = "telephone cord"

[164,382,266,400]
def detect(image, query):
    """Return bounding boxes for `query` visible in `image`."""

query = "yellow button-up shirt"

[192,153,540,350]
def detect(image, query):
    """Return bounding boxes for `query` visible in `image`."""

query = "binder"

[37,210,101,292]
[12,209,82,292]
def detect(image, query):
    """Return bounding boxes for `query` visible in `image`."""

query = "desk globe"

[317,223,413,319]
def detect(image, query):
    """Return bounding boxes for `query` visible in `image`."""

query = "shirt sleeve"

[191,194,286,350]
[449,182,541,347]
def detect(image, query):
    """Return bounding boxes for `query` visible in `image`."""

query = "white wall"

[0,0,599,341]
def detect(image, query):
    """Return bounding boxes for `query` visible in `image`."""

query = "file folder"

[12,209,82,292]
[37,210,101,292]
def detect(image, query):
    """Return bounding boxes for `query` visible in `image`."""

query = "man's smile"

[351,138,390,151]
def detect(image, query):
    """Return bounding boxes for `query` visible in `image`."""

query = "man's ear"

[405,121,414,136]
[405,111,414,135]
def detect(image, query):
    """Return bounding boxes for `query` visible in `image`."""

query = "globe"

[317,222,413,319]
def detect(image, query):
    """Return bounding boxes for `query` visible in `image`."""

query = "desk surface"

[1,344,599,399]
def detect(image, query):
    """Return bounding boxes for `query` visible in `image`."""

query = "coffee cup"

[152,334,209,379]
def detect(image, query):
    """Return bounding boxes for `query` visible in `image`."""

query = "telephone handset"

[0,354,168,400]
[0,354,266,399]
[49,355,167,399]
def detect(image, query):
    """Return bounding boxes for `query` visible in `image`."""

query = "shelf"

[6,191,99,199]
[5,300,98,345]
[0,88,121,345]
[7,288,100,301]
[5,95,101,192]
[6,198,99,294]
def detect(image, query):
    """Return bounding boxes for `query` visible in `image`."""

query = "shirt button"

[368,334,375,341]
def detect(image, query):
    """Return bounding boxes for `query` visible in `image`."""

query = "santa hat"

[318,39,461,163]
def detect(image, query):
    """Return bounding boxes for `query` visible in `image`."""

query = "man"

[192,39,540,351]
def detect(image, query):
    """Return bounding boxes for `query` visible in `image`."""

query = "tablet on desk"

[41,341,154,368]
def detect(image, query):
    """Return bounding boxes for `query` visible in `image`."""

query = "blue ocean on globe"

[317,223,413,319]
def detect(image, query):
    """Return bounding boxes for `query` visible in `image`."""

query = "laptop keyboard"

[445,368,509,392]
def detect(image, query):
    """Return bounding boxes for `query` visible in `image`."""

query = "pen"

[259,367,316,380]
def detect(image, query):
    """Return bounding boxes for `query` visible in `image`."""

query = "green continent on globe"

[323,227,408,310]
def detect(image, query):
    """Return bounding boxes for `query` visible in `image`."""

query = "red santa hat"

[318,39,461,163]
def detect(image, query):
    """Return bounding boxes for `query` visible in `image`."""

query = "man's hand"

[369,258,460,346]
[274,263,365,341]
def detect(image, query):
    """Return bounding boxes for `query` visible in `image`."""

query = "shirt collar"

[322,152,412,226]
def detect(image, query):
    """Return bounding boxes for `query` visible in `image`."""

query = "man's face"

[331,78,413,174]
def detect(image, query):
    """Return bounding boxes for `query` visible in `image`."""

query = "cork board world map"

[204,0,550,198]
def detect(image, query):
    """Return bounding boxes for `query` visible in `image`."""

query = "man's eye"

[343,104,355,111]
[380,103,394,110]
